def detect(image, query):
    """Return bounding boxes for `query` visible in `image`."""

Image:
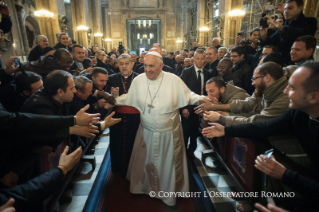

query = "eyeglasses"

[251,75,264,82]
[58,58,74,66]
[230,55,240,58]
[216,66,227,70]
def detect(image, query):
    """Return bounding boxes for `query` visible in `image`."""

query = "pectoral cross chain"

[147,102,154,113]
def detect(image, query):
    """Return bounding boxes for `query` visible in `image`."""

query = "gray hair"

[75,76,92,92]
[36,35,48,44]
[219,47,228,53]
[95,50,106,57]
[118,54,132,62]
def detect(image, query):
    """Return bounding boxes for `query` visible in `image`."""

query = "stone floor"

[59,130,250,212]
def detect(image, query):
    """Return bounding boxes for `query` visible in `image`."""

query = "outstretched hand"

[201,123,225,138]
[58,146,82,175]
[194,102,214,114]
[254,203,289,212]
[97,91,116,105]
[70,124,99,138]
[203,111,220,122]
[199,97,211,104]
[75,104,100,125]
[102,111,121,128]
[0,198,15,212]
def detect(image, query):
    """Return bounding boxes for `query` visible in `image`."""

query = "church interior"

[0,0,319,212]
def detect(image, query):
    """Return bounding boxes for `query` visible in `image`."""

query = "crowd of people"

[0,0,318,211]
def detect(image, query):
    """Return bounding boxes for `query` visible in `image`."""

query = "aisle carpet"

[83,148,214,212]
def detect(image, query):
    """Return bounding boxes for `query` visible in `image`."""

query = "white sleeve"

[115,94,128,106]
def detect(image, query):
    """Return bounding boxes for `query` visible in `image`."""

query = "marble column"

[197,0,207,46]
[15,4,29,55]
[70,0,90,47]
[104,6,112,52]
[91,0,103,48]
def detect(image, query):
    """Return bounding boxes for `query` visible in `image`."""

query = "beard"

[255,80,266,97]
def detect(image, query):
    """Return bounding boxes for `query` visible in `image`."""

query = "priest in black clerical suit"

[106,54,140,176]
[180,50,209,158]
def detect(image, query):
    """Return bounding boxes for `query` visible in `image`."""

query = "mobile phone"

[14,58,20,67]
[264,149,274,158]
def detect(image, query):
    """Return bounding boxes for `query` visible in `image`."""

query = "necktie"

[197,70,202,95]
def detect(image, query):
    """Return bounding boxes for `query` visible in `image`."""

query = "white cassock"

[116,71,204,206]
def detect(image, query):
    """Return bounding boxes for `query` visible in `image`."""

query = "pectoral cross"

[147,102,154,113]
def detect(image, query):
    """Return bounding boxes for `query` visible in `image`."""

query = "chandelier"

[77,25,89,31]
[137,20,152,28]
[34,9,54,19]
[228,9,246,17]
[94,33,103,37]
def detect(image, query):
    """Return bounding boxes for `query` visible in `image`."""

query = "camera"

[14,58,20,67]
[118,41,125,55]
[260,17,269,28]
[264,149,274,158]
[240,39,252,45]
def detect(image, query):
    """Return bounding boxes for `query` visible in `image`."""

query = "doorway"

[126,19,161,55]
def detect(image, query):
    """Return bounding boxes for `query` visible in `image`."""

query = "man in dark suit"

[70,45,94,75]
[230,46,254,94]
[174,55,184,76]
[204,47,219,78]
[180,49,210,158]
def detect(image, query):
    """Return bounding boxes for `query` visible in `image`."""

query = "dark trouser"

[109,112,140,176]
[181,112,200,153]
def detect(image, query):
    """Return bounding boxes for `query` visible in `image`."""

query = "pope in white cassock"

[115,51,207,206]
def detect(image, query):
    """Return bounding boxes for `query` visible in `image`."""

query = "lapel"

[191,66,197,79]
